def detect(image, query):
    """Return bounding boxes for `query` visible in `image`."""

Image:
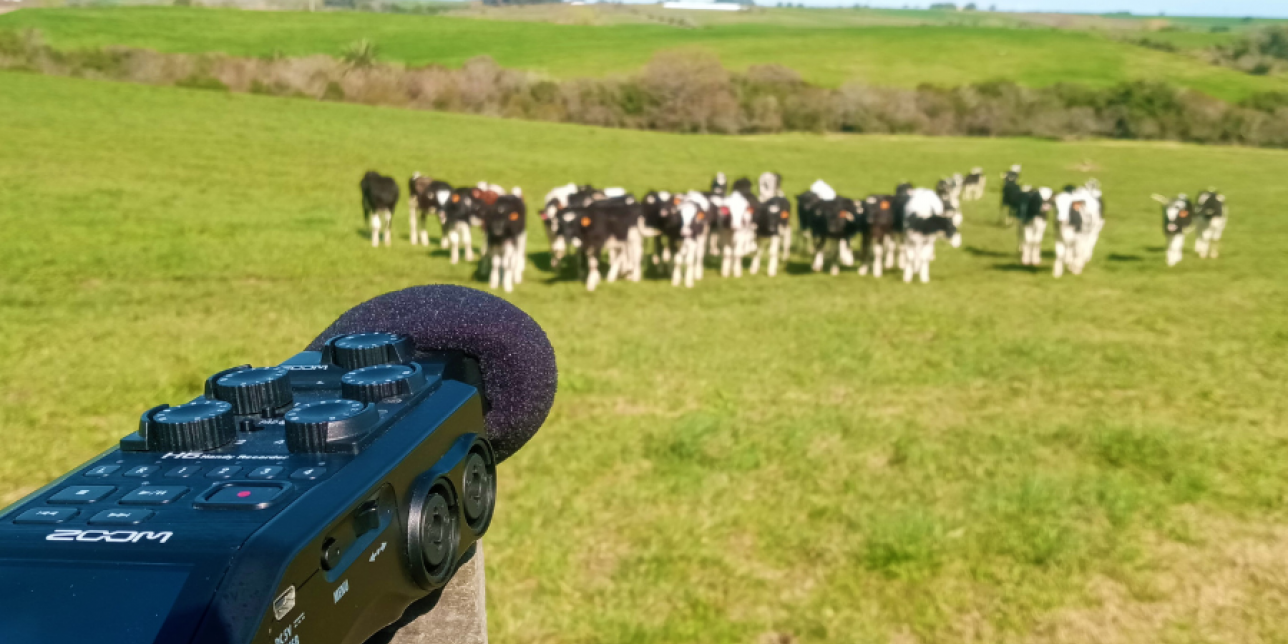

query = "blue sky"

[787,0,1288,17]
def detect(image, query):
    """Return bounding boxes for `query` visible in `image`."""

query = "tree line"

[3,29,1287,147]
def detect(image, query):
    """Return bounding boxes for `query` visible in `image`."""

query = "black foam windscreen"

[306,285,557,462]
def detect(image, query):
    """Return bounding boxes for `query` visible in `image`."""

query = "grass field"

[3,71,1288,642]
[4,6,1288,100]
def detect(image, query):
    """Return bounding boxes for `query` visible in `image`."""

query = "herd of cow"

[357,166,1230,292]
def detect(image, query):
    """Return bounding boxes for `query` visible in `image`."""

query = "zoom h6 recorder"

[0,321,523,644]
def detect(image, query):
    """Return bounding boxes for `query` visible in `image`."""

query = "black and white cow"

[887,182,914,271]
[441,186,485,264]
[1052,184,1102,278]
[360,171,399,248]
[1194,189,1227,259]
[999,164,1024,225]
[758,172,788,254]
[936,176,963,225]
[961,167,986,201]
[1153,193,1194,267]
[408,173,452,247]
[478,193,527,292]
[748,196,791,277]
[858,195,895,278]
[902,188,961,283]
[1016,186,1053,266]
[710,172,729,197]
[715,185,757,277]
[669,192,713,287]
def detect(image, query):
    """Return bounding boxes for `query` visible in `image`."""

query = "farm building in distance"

[660,1,744,10]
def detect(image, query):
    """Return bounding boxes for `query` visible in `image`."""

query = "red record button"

[196,483,290,510]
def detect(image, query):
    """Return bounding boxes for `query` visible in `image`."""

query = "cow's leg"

[448,228,460,264]
[781,227,792,260]
[551,237,566,269]
[811,236,825,272]
[502,240,516,293]
[1166,232,1185,266]
[382,210,393,247]
[629,229,643,282]
[463,226,475,262]
[839,239,854,267]
[487,245,501,290]
[694,234,706,281]
[409,204,420,245]
[1053,234,1066,278]
[731,233,744,278]
[903,240,916,283]
[768,235,780,277]
[438,211,450,249]
[1210,218,1225,258]
[750,238,762,275]
[606,241,623,283]
[919,241,932,283]
[370,212,381,248]
[586,250,601,292]
[514,233,527,284]
[419,213,430,247]
[672,242,684,287]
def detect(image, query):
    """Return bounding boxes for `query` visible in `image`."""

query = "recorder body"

[0,333,497,644]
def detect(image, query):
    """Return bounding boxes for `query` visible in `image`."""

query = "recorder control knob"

[149,400,237,452]
[212,367,293,415]
[283,399,378,453]
[331,333,415,370]
[340,364,427,404]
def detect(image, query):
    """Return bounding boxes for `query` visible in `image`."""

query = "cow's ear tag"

[509,213,519,221]
[581,217,591,227]
[452,194,460,203]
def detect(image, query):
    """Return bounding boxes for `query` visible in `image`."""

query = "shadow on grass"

[1108,253,1144,262]
[962,245,1011,258]
[992,262,1042,273]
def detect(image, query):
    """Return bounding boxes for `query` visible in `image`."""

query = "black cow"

[640,191,683,269]
[809,197,864,276]
[999,165,1024,225]
[408,174,452,247]
[478,194,527,292]
[360,171,399,248]
[858,195,895,278]
[559,200,643,291]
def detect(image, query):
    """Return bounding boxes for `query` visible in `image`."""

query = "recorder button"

[49,486,116,504]
[14,508,79,524]
[290,467,327,481]
[123,465,162,478]
[205,465,243,479]
[120,486,189,505]
[247,466,284,480]
[198,483,289,509]
[88,509,153,525]
[165,465,202,478]
[84,465,121,478]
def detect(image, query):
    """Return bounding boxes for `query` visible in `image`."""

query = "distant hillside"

[3,6,1287,100]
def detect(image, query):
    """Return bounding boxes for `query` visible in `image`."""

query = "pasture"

[2,71,1288,642]
[4,6,1288,100]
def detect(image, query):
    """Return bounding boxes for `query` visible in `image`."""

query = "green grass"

[4,6,1288,100]
[3,71,1288,642]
